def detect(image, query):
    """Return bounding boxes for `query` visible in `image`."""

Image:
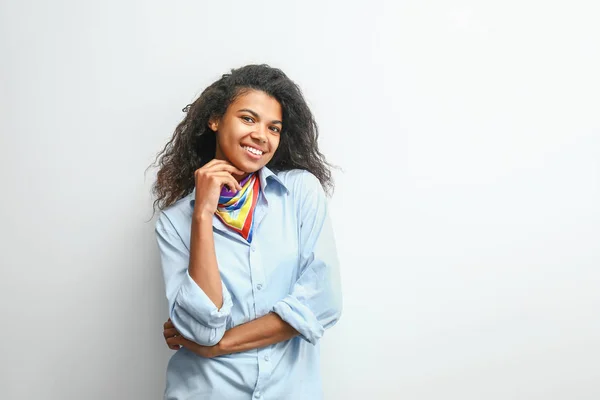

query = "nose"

[251,124,268,143]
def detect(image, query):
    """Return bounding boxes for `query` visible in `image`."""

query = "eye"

[241,116,255,123]
[270,126,281,133]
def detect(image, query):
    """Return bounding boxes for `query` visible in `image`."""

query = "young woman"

[151,64,342,400]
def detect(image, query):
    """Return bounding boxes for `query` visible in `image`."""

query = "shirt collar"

[189,165,289,208]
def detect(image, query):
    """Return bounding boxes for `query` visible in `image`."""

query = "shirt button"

[251,245,256,252]
[256,284,263,290]
[254,391,261,398]
[264,355,270,362]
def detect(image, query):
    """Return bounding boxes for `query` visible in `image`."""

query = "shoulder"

[275,169,324,197]
[274,169,327,214]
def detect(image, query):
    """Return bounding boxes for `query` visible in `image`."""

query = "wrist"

[215,335,230,357]
[193,209,214,223]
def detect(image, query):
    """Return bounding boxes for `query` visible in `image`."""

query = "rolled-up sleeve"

[155,214,233,346]
[272,171,343,345]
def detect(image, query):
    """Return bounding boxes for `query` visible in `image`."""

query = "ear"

[208,117,219,132]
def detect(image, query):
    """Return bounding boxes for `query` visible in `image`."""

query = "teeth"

[243,146,263,156]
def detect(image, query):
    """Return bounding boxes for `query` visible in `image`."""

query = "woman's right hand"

[193,159,246,218]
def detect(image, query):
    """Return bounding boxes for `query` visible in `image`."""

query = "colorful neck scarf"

[215,173,260,242]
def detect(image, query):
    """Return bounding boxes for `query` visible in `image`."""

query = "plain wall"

[1,0,598,399]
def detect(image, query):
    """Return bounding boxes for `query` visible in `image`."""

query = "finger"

[197,159,230,171]
[163,319,174,329]
[197,167,245,190]
[211,165,246,178]
[163,328,179,339]
[200,159,226,169]
[166,336,186,347]
[203,161,245,176]
[226,176,243,192]
[165,336,181,350]
[194,160,226,177]
[210,172,243,192]
[175,337,197,351]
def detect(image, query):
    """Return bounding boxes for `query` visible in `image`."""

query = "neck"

[212,153,250,182]
[236,172,251,183]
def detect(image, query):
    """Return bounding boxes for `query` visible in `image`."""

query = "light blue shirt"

[155,166,343,400]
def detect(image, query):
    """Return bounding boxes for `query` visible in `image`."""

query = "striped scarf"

[215,173,260,242]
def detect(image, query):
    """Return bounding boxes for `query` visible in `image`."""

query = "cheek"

[220,127,243,147]
[271,136,281,151]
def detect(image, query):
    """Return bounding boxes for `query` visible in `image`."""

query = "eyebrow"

[237,108,282,125]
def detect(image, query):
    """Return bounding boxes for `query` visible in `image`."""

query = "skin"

[212,89,283,183]
[165,89,299,357]
[164,314,298,357]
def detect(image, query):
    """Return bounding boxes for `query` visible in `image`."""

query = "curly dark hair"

[148,64,335,217]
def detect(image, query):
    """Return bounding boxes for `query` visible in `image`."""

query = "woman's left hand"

[163,319,223,358]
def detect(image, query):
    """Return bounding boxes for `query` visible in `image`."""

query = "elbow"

[175,318,226,347]
[323,301,343,330]
[170,307,227,347]
[333,302,343,325]
[196,326,225,347]
[322,289,343,330]
[322,269,343,330]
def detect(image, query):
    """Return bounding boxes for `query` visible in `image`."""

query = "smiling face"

[210,89,282,181]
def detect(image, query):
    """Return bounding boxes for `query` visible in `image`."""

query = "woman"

[151,64,342,400]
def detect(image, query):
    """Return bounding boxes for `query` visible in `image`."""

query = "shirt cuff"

[175,271,233,329]
[272,295,324,345]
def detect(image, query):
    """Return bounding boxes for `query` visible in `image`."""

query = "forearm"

[189,211,223,309]
[218,313,299,355]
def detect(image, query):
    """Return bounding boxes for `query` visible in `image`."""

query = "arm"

[156,213,233,347]
[271,171,343,345]
[189,212,224,309]
[217,172,342,349]
[164,172,342,354]
[165,313,299,356]
[218,313,298,354]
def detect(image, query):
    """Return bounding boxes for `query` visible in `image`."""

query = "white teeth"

[243,146,263,156]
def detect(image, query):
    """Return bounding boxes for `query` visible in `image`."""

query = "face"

[210,89,282,181]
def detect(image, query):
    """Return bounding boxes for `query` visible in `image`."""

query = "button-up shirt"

[155,166,343,400]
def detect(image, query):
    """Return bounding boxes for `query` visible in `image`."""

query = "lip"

[240,145,264,160]
[241,144,267,153]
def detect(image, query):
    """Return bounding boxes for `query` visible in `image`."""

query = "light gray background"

[1,1,598,399]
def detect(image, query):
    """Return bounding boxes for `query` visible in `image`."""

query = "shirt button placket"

[250,242,270,397]
[249,243,259,318]
[249,243,265,314]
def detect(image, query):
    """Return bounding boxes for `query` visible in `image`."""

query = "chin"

[231,160,261,174]
[225,149,271,173]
